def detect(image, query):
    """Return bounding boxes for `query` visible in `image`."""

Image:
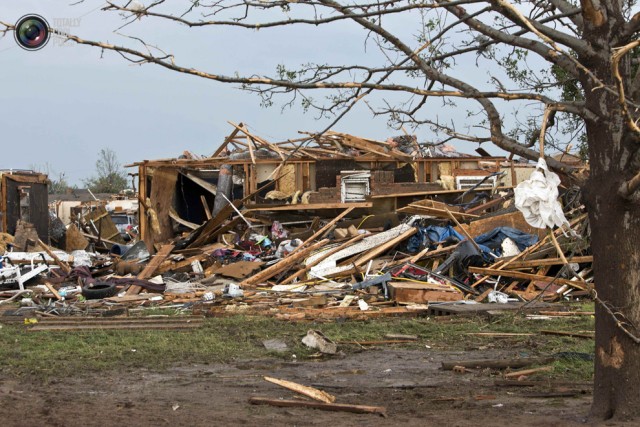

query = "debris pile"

[0,127,592,324]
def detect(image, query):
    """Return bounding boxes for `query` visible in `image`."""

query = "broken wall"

[2,173,49,243]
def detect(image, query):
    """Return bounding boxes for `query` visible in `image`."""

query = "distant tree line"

[33,148,129,195]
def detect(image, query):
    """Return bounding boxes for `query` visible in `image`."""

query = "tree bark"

[581,33,640,419]
[587,162,640,420]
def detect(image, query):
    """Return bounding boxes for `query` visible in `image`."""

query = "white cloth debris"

[71,250,93,268]
[514,158,571,231]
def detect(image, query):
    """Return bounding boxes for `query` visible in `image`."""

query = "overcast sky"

[1,1,507,186]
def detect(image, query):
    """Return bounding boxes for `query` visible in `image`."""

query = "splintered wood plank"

[187,178,285,249]
[300,207,354,248]
[504,256,593,269]
[187,201,239,248]
[263,376,335,403]
[246,134,256,164]
[280,233,366,285]
[169,208,199,230]
[36,239,71,273]
[244,202,372,211]
[148,168,179,246]
[126,244,175,295]
[503,366,554,378]
[442,357,553,370]
[201,195,212,220]
[248,397,386,416]
[183,172,218,196]
[240,239,329,287]
[212,123,242,157]
[540,330,594,339]
[353,227,417,267]
[467,267,591,291]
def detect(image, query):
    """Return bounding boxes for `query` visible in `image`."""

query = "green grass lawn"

[0,303,595,382]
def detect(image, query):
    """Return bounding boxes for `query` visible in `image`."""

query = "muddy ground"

[1,347,631,427]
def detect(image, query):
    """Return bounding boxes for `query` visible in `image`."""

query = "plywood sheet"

[149,168,178,246]
[65,223,89,251]
[277,164,297,195]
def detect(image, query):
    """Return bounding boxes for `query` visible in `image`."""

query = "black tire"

[82,281,118,300]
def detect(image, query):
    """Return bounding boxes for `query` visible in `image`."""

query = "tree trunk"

[587,173,640,421]
[582,50,640,420]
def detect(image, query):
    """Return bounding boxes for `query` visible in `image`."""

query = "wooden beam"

[81,232,120,247]
[540,330,594,339]
[467,267,591,291]
[443,206,482,253]
[126,244,175,295]
[183,172,218,196]
[465,194,510,215]
[37,239,71,274]
[442,357,553,370]
[353,227,417,267]
[169,208,199,230]
[248,397,386,416]
[246,133,256,164]
[245,202,371,211]
[504,256,592,269]
[280,234,366,285]
[212,123,242,157]
[263,376,335,403]
[241,239,329,287]
[201,195,212,220]
[371,187,514,198]
[503,366,554,378]
[299,207,354,248]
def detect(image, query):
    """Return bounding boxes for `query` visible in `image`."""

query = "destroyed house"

[131,123,518,249]
[0,170,49,243]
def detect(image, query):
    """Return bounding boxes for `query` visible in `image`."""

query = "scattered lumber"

[442,357,553,370]
[241,239,329,287]
[28,316,205,331]
[504,366,553,378]
[126,244,175,295]
[3,127,594,336]
[494,379,593,387]
[263,376,335,403]
[540,330,595,339]
[468,267,592,291]
[248,397,387,416]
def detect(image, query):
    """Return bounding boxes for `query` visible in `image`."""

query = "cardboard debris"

[213,261,264,279]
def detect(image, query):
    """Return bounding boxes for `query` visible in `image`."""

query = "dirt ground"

[2,347,632,427]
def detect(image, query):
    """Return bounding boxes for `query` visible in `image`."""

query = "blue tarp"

[407,225,538,258]
[473,226,538,256]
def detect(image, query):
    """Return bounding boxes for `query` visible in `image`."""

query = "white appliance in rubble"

[340,171,371,202]
[455,175,497,191]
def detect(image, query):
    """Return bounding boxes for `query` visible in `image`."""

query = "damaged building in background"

[0,119,591,324]
[0,170,49,245]
[132,122,534,250]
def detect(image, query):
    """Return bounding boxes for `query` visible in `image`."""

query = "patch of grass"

[0,312,595,382]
